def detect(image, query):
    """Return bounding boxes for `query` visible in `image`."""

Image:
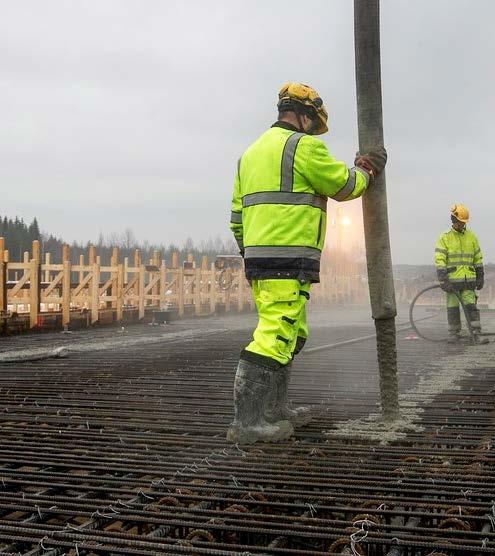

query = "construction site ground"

[0,305,493,555]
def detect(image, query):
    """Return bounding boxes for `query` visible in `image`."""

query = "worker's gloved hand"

[475,267,484,290]
[355,146,387,177]
[439,280,454,293]
[476,276,484,290]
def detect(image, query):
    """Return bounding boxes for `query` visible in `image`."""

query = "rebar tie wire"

[350,518,374,555]
[305,503,317,517]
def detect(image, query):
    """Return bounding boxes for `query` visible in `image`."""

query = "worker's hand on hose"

[475,268,484,290]
[354,146,387,178]
[439,280,454,293]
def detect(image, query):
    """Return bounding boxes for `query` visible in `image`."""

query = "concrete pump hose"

[409,284,475,344]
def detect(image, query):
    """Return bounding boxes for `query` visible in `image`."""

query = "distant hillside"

[393,265,436,281]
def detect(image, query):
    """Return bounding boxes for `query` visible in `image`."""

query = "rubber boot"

[464,304,489,344]
[265,363,314,427]
[226,359,294,445]
[447,332,461,344]
[446,305,461,343]
[474,335,489,345]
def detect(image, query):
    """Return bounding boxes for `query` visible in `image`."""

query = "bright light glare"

[341,217,352,227]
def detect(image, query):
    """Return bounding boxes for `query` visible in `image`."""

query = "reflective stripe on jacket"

[434,228,483,288]
[230,123,369,282]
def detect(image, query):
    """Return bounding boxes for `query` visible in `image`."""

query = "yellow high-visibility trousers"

[244,279,310,366]
[446,289,479,332]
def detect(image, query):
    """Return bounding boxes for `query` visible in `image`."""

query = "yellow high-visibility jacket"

[230,122,369,282]
[434,227,483,289]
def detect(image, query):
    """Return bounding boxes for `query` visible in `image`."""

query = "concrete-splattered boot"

[226,360,293,445]
[465,304,489,344]
[447,306,461,344]
[447,332,461,344]
[265,363,314,427]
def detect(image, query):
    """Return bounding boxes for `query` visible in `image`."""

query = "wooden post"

[62,243,71,330]
[159,261,167,309]
[91,258,100,324]
[30,240,41,327]
[133,250,144,319]
[152,250,160,307]
[62,259,71,328]
[201,255,208,270]
[355,0,399,420]
[194,267,201,316]
[110,247,119,310]
[237,268,245,312]
[111,247,119,266]
[62,244,70,263]
[88,245,96,265]
[123,257,129,284]
[209,263,217,314]
[44,252,51,283]
[4,250,9,296]
[29,257,39,328]
[79,254,84,283]
[172,252,178,269]
[138,264,145,320]
[3,250,11,314]
[225,272,231,313]
[0,238,5,314]
[116,263,124,322]
[177,267,184,317]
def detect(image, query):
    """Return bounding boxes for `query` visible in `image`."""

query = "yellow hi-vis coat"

[434,228,483,289]
[230,122,369,283]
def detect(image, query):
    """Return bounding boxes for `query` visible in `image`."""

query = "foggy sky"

[1,0,494,264]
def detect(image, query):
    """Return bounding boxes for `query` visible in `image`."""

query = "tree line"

[0,216,41,260]
[0,216,237,265]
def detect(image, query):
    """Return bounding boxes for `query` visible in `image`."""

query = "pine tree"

[28,218,41,242]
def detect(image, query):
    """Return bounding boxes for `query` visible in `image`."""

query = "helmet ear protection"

[277,82,329,135]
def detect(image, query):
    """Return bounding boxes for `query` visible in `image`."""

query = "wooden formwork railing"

[0,239,255,329]
[4,238,445,332]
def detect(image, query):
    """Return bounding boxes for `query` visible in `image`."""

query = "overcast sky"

[1,0,494,264]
